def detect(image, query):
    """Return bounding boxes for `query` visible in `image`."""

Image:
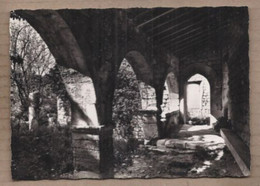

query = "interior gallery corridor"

[10,7,250,179]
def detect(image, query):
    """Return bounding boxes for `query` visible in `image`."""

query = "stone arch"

[180,63,220,123]
[15,10,90,76]
[124,51,154,86]
[112,58,158,148]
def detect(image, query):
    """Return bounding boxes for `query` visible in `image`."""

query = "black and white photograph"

[9,7,250,180]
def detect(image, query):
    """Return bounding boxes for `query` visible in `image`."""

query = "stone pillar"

[72,126,114,178]
[28,91,40,130]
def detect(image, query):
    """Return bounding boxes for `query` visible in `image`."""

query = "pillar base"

[72,126,114,178]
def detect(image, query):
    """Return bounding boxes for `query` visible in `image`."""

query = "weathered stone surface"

[134,111,159,140]
[139,82,157,111]
[58,66,99,127]
[72,127,114,177]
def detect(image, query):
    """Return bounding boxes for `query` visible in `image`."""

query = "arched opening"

[10,16,78,179]
[112,57,159,171]
[185,74,211,125]
[112,58,142,150]
[180,64,219,125]
[112,58,157,149]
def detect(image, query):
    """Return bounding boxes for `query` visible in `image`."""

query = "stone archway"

[180,63,220,124]
[112,57,158,150]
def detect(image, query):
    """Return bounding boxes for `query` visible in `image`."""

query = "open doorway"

[186,74,210,125]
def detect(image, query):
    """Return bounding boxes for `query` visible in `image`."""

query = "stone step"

[220,129,250,176]
[156,135,225,151]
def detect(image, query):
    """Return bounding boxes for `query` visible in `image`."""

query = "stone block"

[143,123,159,140]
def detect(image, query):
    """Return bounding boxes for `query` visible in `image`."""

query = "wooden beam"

[146,9,194,34]
[152,14,209,42]
[166,34,213,54]
[136,9,175,30]
[165,31,211,51]
[134,9,153,21]
[160,27,203,45]
[161,20,229,47]
[163,23,228,51]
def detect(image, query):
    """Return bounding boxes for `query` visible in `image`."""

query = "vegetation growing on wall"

[112,59,142,157]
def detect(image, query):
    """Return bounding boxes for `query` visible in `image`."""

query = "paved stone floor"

[114,124,243,178]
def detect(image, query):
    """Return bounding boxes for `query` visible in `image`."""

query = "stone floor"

[62,124,243,179]
[114,124,243,178]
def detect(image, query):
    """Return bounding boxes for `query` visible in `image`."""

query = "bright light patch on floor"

[190,160,212,174]
[187,125,212,132]
[215,150,224,161]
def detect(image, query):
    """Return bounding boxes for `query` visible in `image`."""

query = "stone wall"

[132,111,158,142]
[221,9,249,146]
[139,82,157,111]
[227,39,250,146]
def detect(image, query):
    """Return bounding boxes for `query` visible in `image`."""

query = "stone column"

[28,91,40,130]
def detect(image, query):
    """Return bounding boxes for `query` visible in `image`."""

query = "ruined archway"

[180,63,219,124]
[124,51,154,86]
[112,57,158,151]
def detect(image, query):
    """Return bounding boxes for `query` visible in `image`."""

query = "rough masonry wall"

[227,39,249,146]
[222,9,249,146]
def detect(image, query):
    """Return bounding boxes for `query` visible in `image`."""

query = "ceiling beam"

[145,9,195,34]
[167,25,228,55]
[160,20,229,47]
[134,9,152,20]
[136,9,175,30]
[169,36,211,56]
[159,27,202,45]
[151,13,209,41]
